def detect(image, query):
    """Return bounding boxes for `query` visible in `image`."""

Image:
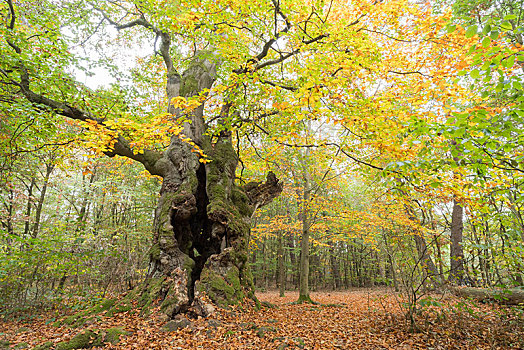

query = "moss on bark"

[197,268,244,307]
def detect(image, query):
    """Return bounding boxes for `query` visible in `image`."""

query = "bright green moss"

[104,328,127,345]
[55,330,102,350]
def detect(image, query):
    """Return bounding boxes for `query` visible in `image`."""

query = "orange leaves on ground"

[2,290,520,349]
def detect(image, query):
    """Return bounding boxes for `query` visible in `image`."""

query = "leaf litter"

[0,289,522,349]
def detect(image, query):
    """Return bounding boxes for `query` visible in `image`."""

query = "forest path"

[1,289,521,349]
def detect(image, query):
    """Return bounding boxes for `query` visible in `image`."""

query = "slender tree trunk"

[298,210,311,301]
[278,232,285,297]
[330,244,341,290]
[388,255,399,292]
[350,244,357,287]
[251,241,258,288]
[405,205,440,286]
[310,251,320,291]
[449,199,465,284]
[288,233,298,289]
[378,251,386,285]
[429,209,445,278]
[23,177,36,236]
[262,239,268,290]
[298,152,312,303]
[77,170,96,231]
[1,189,15,254]
[506,195,524,285]
[32,162,54,239]
[413,233,439,285]
[482,221,492,287]
[344,245,350,288]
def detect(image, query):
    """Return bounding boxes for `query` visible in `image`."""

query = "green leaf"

[470,69,480,79]
[483,24,492,34]
[466,25,478,38]
[504,14,517,21]
[481,37,491,48]
[447,24,457,33]
[501,21,512,30]
[430,181,441,188]
[506,55,515,68]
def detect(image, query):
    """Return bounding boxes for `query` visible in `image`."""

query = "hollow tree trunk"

[143,53,282,318]
[11,6,283,316]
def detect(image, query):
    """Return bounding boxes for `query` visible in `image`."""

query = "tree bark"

[277,232,285,297]
[449,199,465,284]
[32,162,54,238]
[330,244,341,290]
[7,2,286,318]
[143,53,282,317]
[298,149,312,303]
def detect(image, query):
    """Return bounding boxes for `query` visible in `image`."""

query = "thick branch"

[244,171,283,210]
[233,0,295,74]
[19,76,164,176]
[252,0,292,62]
[6,0,16,29]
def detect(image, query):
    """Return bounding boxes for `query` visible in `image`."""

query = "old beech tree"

[3,0,289,316]
[2,0,374,316]
[5,0,469,315]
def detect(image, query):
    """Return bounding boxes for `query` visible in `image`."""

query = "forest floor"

[1,289,522,349]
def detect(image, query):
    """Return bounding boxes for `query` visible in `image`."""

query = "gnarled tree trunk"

[143,53,282,318]
[9,1,285,319]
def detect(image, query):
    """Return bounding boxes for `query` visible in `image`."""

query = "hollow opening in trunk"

[178,163,222,301]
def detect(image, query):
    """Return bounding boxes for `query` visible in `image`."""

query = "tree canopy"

[1,0,523,347]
